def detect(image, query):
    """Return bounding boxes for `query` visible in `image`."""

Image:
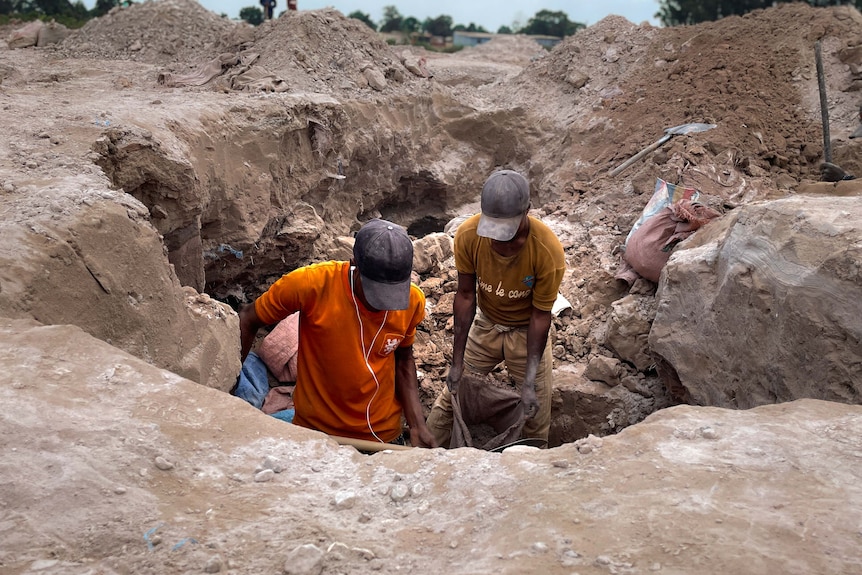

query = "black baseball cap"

[477,170,530,241]
[353,219,413,310]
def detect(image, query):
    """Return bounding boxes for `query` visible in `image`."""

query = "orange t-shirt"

[254,261,425,442]
[454,214,565,327]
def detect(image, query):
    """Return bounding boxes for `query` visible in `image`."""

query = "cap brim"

[477,214,522,241]
[360,274,411,310]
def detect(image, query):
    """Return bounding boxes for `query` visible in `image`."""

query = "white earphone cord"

[350,266,388,443]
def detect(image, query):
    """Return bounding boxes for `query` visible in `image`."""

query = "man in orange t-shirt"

[238,219,436,448]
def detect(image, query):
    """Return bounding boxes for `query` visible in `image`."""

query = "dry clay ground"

[1,1,862,574]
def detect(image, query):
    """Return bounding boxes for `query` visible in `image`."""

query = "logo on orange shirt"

[382,337,402,355]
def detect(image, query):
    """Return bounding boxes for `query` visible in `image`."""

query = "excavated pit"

[6,1,861,451]
[75,2,862,448]
[91,97,667,447]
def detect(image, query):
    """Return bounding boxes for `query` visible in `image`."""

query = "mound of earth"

[58,0,242,65]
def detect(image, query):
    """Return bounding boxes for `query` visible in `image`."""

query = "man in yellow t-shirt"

[426,170,566,448]
[238,219,437,448]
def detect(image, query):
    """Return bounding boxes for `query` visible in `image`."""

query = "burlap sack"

[256,312,300,383]
[450,372,526,451]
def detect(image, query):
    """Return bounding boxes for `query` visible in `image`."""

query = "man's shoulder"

[453,214,480,236]
[527,215,557,233]
[408,283,426,308]
[302,260,346,275]
[391,284,425,326]
[279,261,346,290]
[526,217,565,270]
[528,217,564,246]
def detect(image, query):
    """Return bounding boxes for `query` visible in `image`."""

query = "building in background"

[453,31,561,49]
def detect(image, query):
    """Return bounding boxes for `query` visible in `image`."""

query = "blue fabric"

[270,409,295,423]
[233,352,270,409]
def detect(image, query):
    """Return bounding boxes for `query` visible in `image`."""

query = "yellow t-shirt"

[254,261,426,442]
[454,214,565,327]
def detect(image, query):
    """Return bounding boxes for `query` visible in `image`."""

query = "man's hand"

[410,426,438,448]
[521,382,539,420]
[446,363,463,395]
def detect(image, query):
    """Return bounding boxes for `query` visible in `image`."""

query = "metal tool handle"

[815,41,832,163]
[609,133,673,177]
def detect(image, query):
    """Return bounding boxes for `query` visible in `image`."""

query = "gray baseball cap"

[353,218,413,310]
[477,170,530,241]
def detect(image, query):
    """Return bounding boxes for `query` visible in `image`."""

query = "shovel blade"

[610,122,718,177]
[665,122,717,136]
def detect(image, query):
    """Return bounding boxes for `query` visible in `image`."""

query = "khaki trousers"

[426,310,553,447]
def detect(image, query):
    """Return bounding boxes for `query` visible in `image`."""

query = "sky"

[196,0,662,29]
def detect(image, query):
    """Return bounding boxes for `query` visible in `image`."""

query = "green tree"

[1,0,90,25]
[31,0,86,17]
[422,14,453,37]
[91,0,118,17]
[497,25,513,34]
[33,0,61,14]
[460,22,487,33]
[401,15,420,34]
[520,9,583,37]
[379,5,402,32]
[347,10,375,29]
[239,5,263,25]
[657,0,862,26]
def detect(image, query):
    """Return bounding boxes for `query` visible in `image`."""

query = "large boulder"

[649,195,862,408]
[0,183,239,391]
[2,318,861,574]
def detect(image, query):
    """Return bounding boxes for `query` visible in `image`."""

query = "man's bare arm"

[394,346,437,448]
[447,272,477,392]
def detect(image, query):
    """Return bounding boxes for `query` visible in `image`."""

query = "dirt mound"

[57,0,241,65]
[510,5,862,186]
[246,8,416,94]
[57,4,423,95]
[247,9,392,93]
[457,34,548,66]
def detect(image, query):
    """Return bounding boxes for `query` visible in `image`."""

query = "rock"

[154,456,174,470]
[565,70,589,89]
[2,320,862,573]
[413,232,454,275]
[389,483,409,502]
[604,294,656,371]
[204,555,223,573]
[283,544,324,575]
[254,469,275,482]
[583,355,623,386]
[333,490,356,509]
[650,196,862,408]
[8,21,43,49]
[363,68,387,91]
[401,54,430,78]
[36,20,71,47]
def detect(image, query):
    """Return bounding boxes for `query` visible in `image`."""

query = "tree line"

[344,5,584,38]
[658,0,861,25]
[0,0,125,27]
